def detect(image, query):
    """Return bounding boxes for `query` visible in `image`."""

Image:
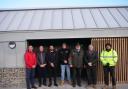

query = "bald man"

[84,44,98,89]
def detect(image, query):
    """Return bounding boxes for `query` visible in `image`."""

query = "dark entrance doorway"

[27,38,91,51]
[27,38,91,82]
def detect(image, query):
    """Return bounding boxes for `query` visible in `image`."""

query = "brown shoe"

[60,80,64,86]
[112,85,116,89]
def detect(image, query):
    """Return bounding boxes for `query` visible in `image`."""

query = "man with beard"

[100,43,118,89]
[46,45,58,87]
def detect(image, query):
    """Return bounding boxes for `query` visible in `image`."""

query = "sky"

[0,0,128,9]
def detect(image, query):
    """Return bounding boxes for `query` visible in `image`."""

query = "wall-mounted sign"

[9,41,16,49]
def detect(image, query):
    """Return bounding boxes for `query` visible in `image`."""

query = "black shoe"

[43,83,47,86]
[78,83,81,87]
[72,84,76,87]
[48,83,52,87]
[39,83,41,87]
[54,83,58,86]
[32,86,37,89]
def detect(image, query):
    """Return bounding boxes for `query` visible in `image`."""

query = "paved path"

[1,84,128,89]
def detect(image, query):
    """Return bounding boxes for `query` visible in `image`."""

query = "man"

[37,46,47,87]
[69,43,84,87]
[58,43,71,86]
[100,43,118,89]
[24,45,37,89]
[46,45,58,87]
[84,44,98,89]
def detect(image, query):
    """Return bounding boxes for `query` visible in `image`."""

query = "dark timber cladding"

[91,37,128,83]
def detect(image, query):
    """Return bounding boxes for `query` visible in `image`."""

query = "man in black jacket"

[46,45,58,87]
[84,44,98,89]
[58,43,71,86]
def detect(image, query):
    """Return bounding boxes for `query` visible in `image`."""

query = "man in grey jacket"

[37,46,47,87]
[69,43,84,87]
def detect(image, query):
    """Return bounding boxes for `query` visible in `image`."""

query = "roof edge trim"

[0,5,128,11]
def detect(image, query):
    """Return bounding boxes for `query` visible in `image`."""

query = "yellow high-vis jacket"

[100,49,118,66]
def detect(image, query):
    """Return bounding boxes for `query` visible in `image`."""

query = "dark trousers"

[37,66,47,86]
[26,68,35,89]
[71,68,82,85]
[103,66,116,86]
[86,67,97,85]
[48,67,57,84]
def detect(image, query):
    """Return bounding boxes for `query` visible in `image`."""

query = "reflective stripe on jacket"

[100,49,118,66]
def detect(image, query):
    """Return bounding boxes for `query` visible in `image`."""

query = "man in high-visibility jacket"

[100,43,118,89]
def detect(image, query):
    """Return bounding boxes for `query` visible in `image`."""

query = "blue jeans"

[26,68,35,89]
[61,65,71,81]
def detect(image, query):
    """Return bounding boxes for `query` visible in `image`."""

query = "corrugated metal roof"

[0,6,128,31]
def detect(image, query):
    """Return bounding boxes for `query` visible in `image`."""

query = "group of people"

[24,43,118,89]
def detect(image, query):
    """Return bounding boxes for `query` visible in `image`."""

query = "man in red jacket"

[24,45,37,89]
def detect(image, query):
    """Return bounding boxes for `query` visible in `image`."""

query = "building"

[0,6,128,88]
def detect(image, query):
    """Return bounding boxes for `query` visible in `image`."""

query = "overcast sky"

[0,0,128,9]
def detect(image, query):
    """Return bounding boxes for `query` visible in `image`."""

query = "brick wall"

[0,68,26,88]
